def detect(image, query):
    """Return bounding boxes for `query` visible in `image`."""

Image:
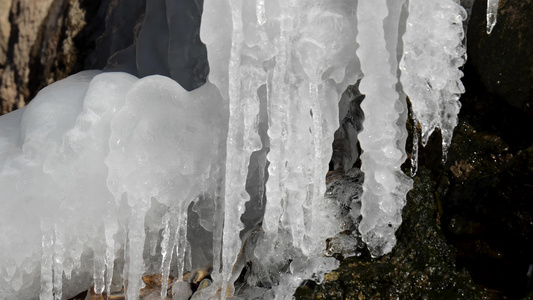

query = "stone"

[0,0,105,115]
[0,0,11,66]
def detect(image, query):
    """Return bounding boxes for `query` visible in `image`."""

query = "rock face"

[0,0,10,66]
[438,0,533,295]
[0,0,57,114]
[0,0,103,115]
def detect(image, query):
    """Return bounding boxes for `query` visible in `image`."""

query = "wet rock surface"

[296,168,497,300]
[442,143,533,298]
[437,59,533,300]
[435,1,533,296]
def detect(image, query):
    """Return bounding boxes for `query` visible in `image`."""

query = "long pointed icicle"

[486,0,499,34]
[52,225,65,300]
[356,0,413,258]
[125,201,149,300]
[263,0,293,245]
[220,0,264,296]
[39,232,54,300]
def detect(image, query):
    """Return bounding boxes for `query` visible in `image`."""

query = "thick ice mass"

[0,0,469,298]
[356,0,413,258]
[400,0,467,160]
[0,71,227,299]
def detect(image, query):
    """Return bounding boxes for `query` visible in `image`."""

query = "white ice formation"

[486,0,500,34]
[400,0,467,162]
[0,0,468,299]
[356,0,413,257]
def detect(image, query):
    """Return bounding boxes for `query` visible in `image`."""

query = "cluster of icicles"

[0,0,499,298]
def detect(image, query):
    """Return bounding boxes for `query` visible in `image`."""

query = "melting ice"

[0,0,469,298]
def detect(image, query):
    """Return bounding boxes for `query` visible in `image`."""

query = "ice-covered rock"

[0,71,227,299]
[0,0,470,298]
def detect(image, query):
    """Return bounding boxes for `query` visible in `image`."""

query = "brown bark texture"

[0,0,108,115]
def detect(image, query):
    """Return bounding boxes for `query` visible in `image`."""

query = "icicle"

[201,0,267,296]
[304,80,326,256]
[125,200,150,300]
[160,206,188,296]
[263,0,294,246]
[39,232,54,300]
[410,128,419,177]
[219,0,248,295]
[357,0,413,257]
[120,224,129,294]
[486,0,499,34]
[52,225,64,300]
[87,222,108,296]
[104,219,118,297]
[400,0,466,161]
[93,239,106,295]
[159,212,174,296]
[210,166,225,288]
[175,209,189,282]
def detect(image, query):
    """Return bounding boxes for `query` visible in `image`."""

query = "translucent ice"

[400,0,467,159]
[486,0,500,34]
[201,0,359,297]
[356,0,413,258]
[0,72,227,299]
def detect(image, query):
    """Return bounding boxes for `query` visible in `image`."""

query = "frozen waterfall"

[0,0,468,299]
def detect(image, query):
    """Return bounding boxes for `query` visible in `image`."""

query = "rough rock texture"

[0,0,104,115]
[0,0,53,114]
[443,136,533,298]
[437,2,533,294]
[0,0,11,66]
